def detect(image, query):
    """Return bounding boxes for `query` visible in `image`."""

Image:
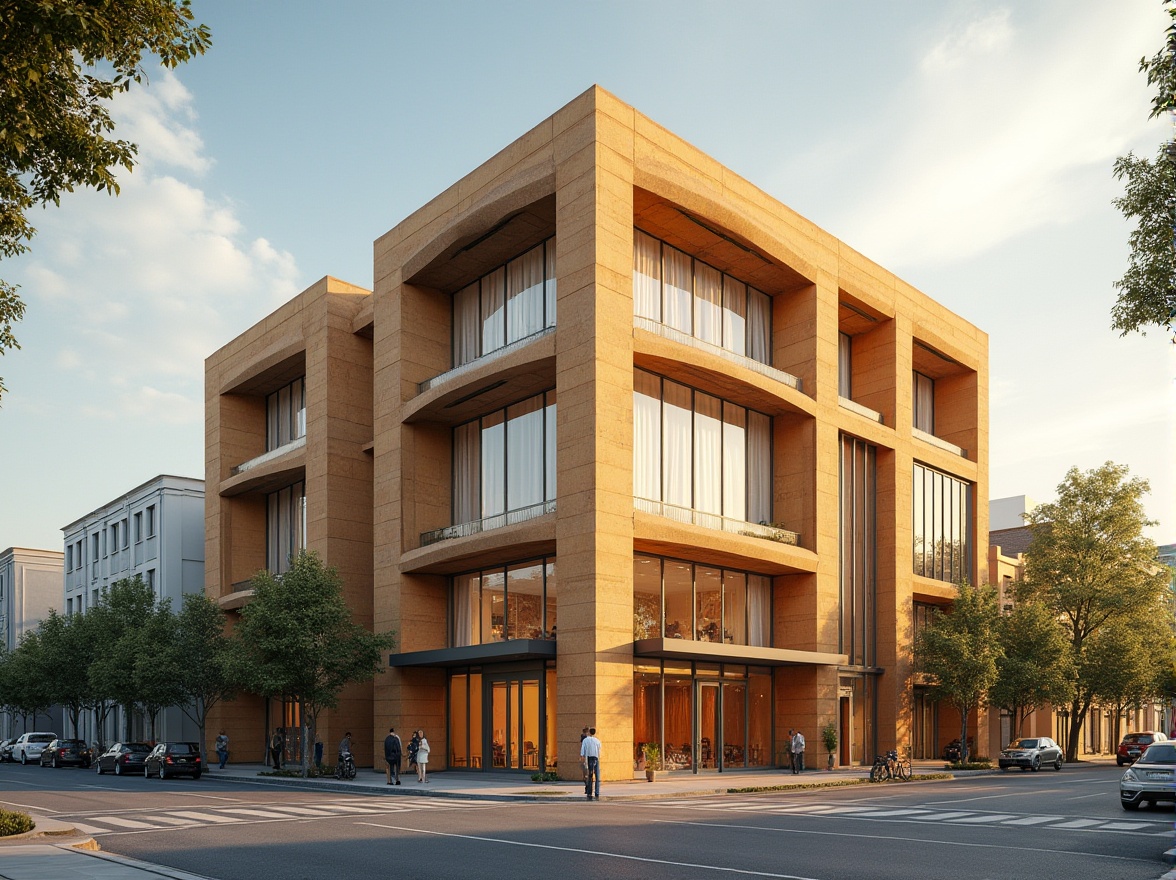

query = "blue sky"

[1,0,1172,549]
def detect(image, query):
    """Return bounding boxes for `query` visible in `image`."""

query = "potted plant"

[821,722,838,771]
[642,742,662,782]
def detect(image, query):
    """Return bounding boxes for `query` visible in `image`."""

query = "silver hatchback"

[1120,743,1176,810]
[998,736,1064,772]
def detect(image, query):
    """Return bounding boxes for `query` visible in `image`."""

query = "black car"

[95,742,153,776]
[39,738,91,768]
[0,739,15,763]
[145,742,202,779]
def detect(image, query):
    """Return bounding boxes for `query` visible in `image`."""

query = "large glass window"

[453,390,556,525]
[266,377,306,451]
[453,239,556,368]
[633,229,771,365]
[634,369,772,525]
[913,463,972,583]
[450,557,556,645]
[633,553,772,647]
[266,480,306,575]
[839,435,876,667]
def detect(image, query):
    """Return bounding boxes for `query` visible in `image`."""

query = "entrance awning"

[633,638,847,667]
[388,639,556,669]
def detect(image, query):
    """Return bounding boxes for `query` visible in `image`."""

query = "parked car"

[1117,732,1167,766]
[11,732,58,765]
[1120,742,1176,810]
[144,742,202,779]
[998,736,1064,772]
[94,742,153,776]
[0,739,15,762]
[39,738,92,768]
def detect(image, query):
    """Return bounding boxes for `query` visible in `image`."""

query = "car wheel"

[1117,758,1124,766]
[20,753,26,765]
[145,766,150,778]
[159,766,167,780]
[1030,757,1040,772]
[1054,757,1063,771]
[1122,799,1140,811]
[51,756,57,768]
[192,771,201,780]
[95,761,103,775]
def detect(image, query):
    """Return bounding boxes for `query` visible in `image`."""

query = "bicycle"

[869,749,911,782]
[334,750,356,780]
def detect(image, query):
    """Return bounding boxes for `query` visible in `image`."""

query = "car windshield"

[168,744,195,754]
[1010,739,1039,749]
[60,740,84,747]
[125,744,151,753]
[29,734,55,743]
[1142,744,1176,765]
[1124,735,1150,744]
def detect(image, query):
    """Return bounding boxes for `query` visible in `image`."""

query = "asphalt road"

[0,762,1171,880]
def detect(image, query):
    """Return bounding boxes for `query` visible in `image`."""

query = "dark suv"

[1117,732,1167,766]
[145,742,202,779]
[39,738,91,768]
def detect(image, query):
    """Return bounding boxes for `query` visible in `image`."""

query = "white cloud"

[113,70,211,174]
[920,9,1013,73]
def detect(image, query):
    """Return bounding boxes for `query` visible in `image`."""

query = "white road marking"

[1003,816,1064,825]
[166,810,243,823]
[217,808,299,819]
[91,816,157,829]
[947,814,1019,823]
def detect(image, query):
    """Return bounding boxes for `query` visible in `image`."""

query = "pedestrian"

[338,731,352,764]
[580,726,602,800]
[580,726,589,787]
[269,727,284,771]
[408,729,420,774]
[384,727,402,785]
[416,729,431,783]
[791,728,806,773]
[215,730,229,770]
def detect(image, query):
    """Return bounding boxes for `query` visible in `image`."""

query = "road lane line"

[650,819,1154,863]
[356,822,826,879]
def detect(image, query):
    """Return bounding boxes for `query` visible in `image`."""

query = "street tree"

[164,593,236,764]
[1085,614,1174,747]
[989,599,1075,742]
[1111,0,1176,337]
[35,610,96,737]
[0,629,52,730]
[132,602,184,741]
[914,582,1002,763]
[1017,462,1170,761]
[0,0,211,400]
[231,551,396,777]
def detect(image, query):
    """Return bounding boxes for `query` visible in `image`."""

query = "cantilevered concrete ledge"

[389,639,557,668]
[634,638,846,668]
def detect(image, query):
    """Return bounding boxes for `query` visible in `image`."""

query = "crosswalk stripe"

[1003,816,1065,825]
[71,822,114,834]
[1101,821,1157,831]
[948,814,1019,823]
[217,809,298,819]
[1050,819,1103,829]
[167,811,243,823]
[94,816,156,829]
[256,806,337,816]
[911,812,973,821]
[149,815,197,826]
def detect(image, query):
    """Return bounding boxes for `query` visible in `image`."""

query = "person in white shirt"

[791,729,806,773]
[580,727,602,800]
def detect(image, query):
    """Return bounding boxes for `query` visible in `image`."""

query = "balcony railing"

[230,435,306,476]
[634,497,800,546]
[839,396,884,424]
[635,316,803,393]
[420,499,556,546]
[418,326,555,395]
[913,427,967,458]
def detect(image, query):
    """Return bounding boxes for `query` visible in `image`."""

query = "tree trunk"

[1064,698,1088,763]
[960,705,971,763]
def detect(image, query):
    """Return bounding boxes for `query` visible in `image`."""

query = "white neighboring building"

[989,495,1038,531]
[61,475,205,744]
[0,548,65,738]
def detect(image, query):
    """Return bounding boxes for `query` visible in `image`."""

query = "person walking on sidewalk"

[215,731,229,770]
[384,727,402,785]
[269,728,285,770]
[791,728,806,773]
[580,727,602,800]
[416,730,431,783]
[786,728,795,774]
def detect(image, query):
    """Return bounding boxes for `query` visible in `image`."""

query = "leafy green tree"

[1111,0,1176,337]
[132,602,184,741]
[1086,614,1173,746]
[0,0,210,400]
[35,610,96,736]
[989,600,1076,742]
[0,629,52,732]
[1017,462,1170,761]
[914,582,1002,763]
[230,551,396,777]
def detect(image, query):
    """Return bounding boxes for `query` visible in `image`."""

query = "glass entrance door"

[487,673,540,771]
[697,681,719,770]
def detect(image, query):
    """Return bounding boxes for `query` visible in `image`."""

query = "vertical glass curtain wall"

[633,553,770,646]
[912,462,972,583]
[633,661,772,772]
[838,435,876,667]
[453,239,556,368]
[266,481,305,575]
[453,390,556,525]
[633,229,771,363]
[451,557,557,645]
[266,377,306,450]
[633,368,771,527]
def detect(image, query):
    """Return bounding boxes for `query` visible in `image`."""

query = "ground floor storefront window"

[633,661,772,773]
[448,663,556,771]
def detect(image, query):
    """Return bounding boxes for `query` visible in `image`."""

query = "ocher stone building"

[205,87,988,777]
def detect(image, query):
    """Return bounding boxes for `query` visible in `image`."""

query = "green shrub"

[530,770,560,782]
[0,810,34,836]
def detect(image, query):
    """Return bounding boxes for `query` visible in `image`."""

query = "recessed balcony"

[633,497,799,546]
[635,316,802,393]
[418,326,555,395]
[230,435,306,476]
[913,427,967,459]
[421,499,557,546]
[838,396,883,424]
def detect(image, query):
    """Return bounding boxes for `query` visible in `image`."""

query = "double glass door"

[488,673,540,771]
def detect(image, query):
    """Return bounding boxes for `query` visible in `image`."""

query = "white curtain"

[747,288,770,365]
[454,421,480,524]
[633,370,661,501]
[694,392,722,518]
[507,245,545,344]
[839,332,852,397]
[748,575,771,647]
[453,573,479,646]
[454,282,480,366]
[481,413,505,517]
[723,278,747,356]
[723,571,746,645]
[663,246,692,334]
[545,241,557,328]
[694,262,722,346]
[506,395,544,510]
[722,403,747,520]
[662,380,693,511]
[633,230,661,321]
[481,267,505,355]
[545,393,557,502]
[914,371,935,433]
[747,411,771,523]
